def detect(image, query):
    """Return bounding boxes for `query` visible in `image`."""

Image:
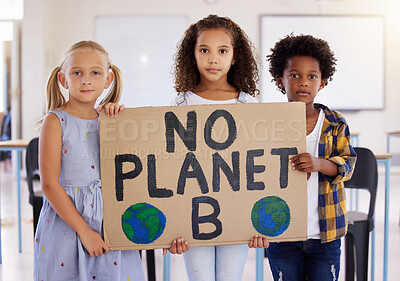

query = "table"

[0,139,30,264]
[349,132,360,210]
[386,131,400,153]
[348,132,393,281]
[163,252,171,281]
[350,132,360,147]
[254,153,392,281]
[375,154,392,281]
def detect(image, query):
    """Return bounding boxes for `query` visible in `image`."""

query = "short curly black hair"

[173,14,259,96]
[267,34,337,94]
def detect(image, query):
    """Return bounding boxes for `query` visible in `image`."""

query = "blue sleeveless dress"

[34,109,145,281]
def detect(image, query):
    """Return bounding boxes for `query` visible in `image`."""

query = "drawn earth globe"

[251,196,291,237]
[121,203,166,244]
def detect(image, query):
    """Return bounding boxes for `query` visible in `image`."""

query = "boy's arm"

[324,122,357,184]
[290,122,356,182]
[290,153,338,177]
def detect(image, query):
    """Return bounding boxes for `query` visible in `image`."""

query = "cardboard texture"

[100,102,307,250]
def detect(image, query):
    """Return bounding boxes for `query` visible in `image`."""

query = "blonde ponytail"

[45,66,66,113]
[99,64,123,105]
[37,66,66,126]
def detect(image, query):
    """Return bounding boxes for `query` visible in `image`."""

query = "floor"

[0,160,399,281]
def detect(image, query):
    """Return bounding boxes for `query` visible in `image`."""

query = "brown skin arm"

[248,235,269,249]
[162,237,190,255]
[290,153,338,177]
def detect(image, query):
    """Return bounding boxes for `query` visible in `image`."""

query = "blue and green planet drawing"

[251,196,291,237]
[121,203,166,244]
[121,196,291,244]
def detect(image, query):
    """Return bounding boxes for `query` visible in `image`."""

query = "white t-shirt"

[307,109,325,239]
[170,91,259,106]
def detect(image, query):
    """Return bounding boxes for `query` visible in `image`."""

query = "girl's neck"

[194,81,238,101]
[62,101,98,120]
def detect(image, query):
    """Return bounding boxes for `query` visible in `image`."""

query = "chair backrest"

[26,137,40,205]
[0,113,11,141]
[0,113,12,161]
[344,147,378,221]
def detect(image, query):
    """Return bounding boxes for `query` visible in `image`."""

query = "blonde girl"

[34,40,145,281]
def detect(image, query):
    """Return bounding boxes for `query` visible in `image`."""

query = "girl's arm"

[248,235,269,249]
[162,237,190,256]
[97,103,125,117]
[39,113,110,257]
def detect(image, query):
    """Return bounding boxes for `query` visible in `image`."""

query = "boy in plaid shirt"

[266,34,357,281]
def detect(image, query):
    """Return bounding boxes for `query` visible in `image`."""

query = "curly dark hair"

[267,34,337,94]
[173,14,259,96]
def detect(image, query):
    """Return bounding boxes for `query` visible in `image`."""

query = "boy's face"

[277,56,326,106]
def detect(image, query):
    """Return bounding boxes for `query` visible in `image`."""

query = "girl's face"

[277,56,325,106]
[58,49,113,106]
[194,28,235,85]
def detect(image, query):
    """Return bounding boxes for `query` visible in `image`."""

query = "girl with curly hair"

[166,14,269,281]
[172,14,259,102]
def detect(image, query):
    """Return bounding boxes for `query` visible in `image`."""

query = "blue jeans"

[183,244,249,281]
[267,239,341,281]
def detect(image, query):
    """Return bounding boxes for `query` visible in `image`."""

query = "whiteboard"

[95,16,188,107]
[260,15,384,110]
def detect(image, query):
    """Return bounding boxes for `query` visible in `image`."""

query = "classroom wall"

[21,0,400,154]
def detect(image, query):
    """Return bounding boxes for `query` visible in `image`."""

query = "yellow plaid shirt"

[315,103,357,243]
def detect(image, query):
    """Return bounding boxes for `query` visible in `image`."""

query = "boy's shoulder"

[315,103,347,125]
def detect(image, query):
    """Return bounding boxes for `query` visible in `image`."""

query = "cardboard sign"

[100,102,307,250]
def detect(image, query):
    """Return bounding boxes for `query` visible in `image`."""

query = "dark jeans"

[267,239,341,281]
